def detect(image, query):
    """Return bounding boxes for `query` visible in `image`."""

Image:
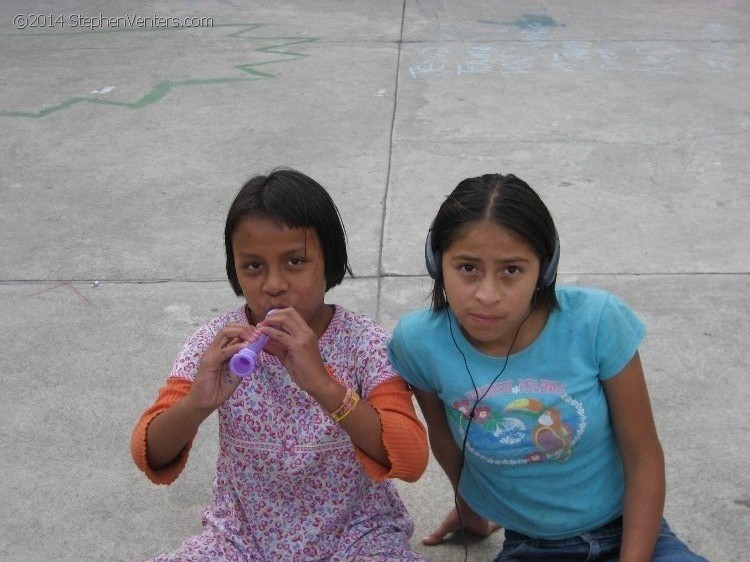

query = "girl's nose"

[475,275,501,305]
[263,268,288,295]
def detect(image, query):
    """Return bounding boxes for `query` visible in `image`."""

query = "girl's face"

[441,219,545,356]
[232,216,330,334]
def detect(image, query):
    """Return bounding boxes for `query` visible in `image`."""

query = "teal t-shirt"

[388,286,646,539]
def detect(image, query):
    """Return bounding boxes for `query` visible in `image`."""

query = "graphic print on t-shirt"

[448,377,586,465]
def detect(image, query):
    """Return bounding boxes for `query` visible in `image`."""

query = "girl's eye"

[459,264,476,273]
[289,258,305,266]
[505,265,521,275]
[244,262,262,271]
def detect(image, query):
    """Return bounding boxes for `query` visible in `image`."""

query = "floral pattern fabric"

[152,305,423,561]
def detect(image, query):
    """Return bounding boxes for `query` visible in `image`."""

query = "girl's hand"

[185,323,259,412]
[257,307,328,393]
[422,499,501,546]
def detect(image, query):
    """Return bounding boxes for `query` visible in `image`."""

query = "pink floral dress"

[150,305,424,561]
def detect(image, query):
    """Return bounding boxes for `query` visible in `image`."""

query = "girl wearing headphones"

[388,173,706,561]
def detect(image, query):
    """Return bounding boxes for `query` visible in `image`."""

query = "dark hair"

[429,173,559,312]
[225,168,353,295]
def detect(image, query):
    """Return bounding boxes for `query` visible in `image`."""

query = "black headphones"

[424,220,560,288]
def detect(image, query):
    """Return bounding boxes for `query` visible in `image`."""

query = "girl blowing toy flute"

[132,168,428,561]
[388,173,707,561]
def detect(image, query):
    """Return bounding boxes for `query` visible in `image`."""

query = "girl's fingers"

[210,339,247,357]
[209,325,258,354]
[421,512,458,545]
[219,322,256,339]
[420,509,499,545]
[259,307,305,333]
[200,341,250,374]
[257,323,290,340]
[259,309,316,344]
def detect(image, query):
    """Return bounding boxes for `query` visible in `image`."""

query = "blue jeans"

[495,518,708,561]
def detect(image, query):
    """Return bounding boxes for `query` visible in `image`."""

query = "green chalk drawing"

[0,24,318,118]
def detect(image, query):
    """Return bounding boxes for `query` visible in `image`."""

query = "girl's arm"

[414,388,464,487]
[603,352,665,562]
[130,378,194,484]
[346,377,428,482]
[306,368,392,466]
[413,388,501,545]
[145,322,257,470]
[143,390,213,470]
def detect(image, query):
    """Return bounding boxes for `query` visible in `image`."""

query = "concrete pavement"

[1,1,748,560]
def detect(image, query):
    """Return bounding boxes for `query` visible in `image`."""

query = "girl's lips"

[468,312,503,325]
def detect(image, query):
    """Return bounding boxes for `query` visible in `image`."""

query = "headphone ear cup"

[425,226,440,279]
[539,230,560,288]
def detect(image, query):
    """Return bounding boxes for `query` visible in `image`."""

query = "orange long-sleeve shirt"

[131,376,427,485]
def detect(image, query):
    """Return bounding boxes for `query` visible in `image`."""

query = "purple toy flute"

[228,309,277,378]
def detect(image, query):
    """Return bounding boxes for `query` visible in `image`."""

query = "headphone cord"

[447,309,532,562]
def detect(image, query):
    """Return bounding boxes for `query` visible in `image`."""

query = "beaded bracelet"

[331,387,360,423]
